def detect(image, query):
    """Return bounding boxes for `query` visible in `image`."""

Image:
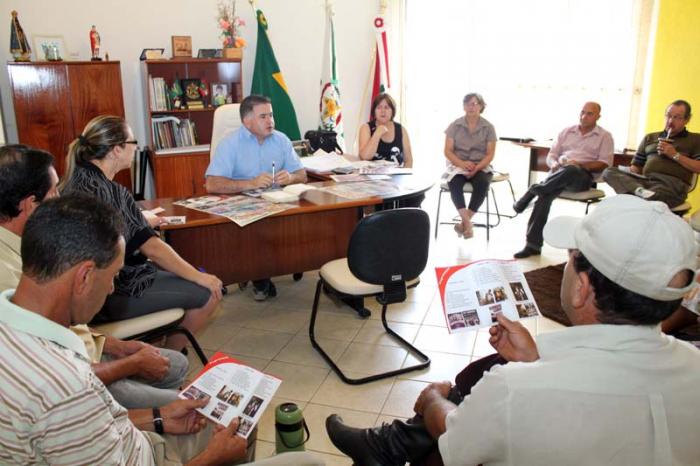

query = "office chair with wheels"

[92,308,209,365]
[309,208,431,385]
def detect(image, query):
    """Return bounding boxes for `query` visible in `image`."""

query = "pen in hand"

[271,161,278,189]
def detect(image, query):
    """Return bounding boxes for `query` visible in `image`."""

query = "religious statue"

[90,25,102,61]
[10,11,31,62]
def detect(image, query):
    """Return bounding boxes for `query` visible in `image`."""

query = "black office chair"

[309,208,431,384]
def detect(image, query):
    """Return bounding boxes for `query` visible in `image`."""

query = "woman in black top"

[359,93,414,167]
[59,115,223,351]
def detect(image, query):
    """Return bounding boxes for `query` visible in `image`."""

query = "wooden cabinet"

[8,61,131,188]
[142,58,243,198]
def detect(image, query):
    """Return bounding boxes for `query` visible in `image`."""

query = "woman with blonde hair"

[60,115,223,351]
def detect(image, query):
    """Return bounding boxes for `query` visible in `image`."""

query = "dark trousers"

[367,353,507,466]
[603,167,689,208]
[447,171,493,212]
[252,278,272,291]
[526,165,593,249]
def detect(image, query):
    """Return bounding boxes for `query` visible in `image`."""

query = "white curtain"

[403,0,650,176]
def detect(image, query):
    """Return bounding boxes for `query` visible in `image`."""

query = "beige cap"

[543,194,697,301]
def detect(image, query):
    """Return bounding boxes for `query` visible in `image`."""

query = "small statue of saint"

[10,11,31,62]
[90,25,102,61]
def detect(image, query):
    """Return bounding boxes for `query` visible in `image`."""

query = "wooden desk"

[515,142,634,186]
[141,177,433,285]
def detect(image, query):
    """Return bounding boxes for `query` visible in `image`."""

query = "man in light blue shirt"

[205,95,307,300]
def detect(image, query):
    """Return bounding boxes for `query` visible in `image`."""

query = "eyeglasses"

[123,140,138,145]
[665,114,686,122]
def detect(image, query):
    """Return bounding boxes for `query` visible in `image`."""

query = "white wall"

[1,0,391,152]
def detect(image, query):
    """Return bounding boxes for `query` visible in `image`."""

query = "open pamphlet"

[179,352,281,438]
[435,259,540,333]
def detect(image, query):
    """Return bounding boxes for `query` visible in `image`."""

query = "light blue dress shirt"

[206,126,304,180]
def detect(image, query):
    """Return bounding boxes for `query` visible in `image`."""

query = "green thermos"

[275,402,310,453]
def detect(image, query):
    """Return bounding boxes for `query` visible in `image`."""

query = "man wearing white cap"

[327,195,700,465]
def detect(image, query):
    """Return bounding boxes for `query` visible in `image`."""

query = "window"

[403,0,650,173]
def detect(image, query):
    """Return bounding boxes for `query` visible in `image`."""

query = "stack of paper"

[301,150,353,173]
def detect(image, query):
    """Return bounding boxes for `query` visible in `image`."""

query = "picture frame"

[197,49,220,58]
[171,35,192,58]
[140,48,165,60]
[33,35,67,61]
[211,83,230,107]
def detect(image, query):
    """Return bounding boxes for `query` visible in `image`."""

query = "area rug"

[523,264,700,343]
[523,263,571,327]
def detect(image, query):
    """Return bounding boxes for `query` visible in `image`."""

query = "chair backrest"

[348,208,430,302]
[210,103,242,160]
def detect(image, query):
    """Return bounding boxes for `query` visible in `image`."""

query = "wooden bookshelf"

[142,58,243,198]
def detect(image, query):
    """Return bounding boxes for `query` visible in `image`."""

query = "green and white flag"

[251,9,301,140]
[318,3,345,151]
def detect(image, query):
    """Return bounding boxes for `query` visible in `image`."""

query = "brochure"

[435,259,540,333]
[179,352,281,438]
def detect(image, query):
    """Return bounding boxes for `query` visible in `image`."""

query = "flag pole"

[354,42,377,154]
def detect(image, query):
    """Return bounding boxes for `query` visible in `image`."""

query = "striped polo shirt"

[0,289,154,465]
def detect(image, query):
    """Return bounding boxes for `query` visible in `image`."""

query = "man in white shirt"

[513,102,614,258]
[327,195,700,466]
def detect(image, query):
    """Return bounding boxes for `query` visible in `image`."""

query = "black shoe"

[252,280,277,301]
[514,246,541,259]
[513,191,536,214]
[326,415,384,466]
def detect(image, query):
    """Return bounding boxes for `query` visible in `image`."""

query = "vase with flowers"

[217,0,246,59]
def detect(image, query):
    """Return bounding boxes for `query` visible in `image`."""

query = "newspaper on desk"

[173,195,295,227]
[329,173,391,182]
[179,352,281,438]
[435,259,540,333]
[317,179,403,199]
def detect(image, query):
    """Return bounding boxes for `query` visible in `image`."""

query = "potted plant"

[217,0,246,59]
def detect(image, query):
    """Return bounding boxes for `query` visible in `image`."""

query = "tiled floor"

[185,174,602,464]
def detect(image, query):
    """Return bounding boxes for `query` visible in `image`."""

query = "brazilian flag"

[251,9,301,140]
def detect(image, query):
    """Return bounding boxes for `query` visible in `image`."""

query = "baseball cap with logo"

[543,194,697,301]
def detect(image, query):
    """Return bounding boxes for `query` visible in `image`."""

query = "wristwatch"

[673,152,681,162]
[152,407,164,434]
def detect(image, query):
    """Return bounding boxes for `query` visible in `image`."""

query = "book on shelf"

[151,116,199,151]
[154,144,210,156]
[149,75,172,111]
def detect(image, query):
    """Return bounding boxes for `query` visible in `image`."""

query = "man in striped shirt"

[0,144,189,410]
[0,195,249,465]
[0,195,324,466]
